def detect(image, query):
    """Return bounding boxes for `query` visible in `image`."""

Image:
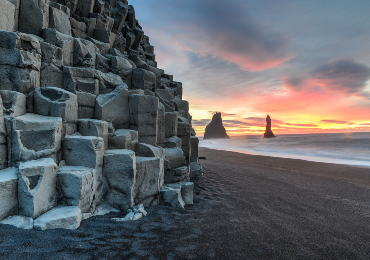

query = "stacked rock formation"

[204,112,230,139]
[264,115,275,138]
[0,0,203,230]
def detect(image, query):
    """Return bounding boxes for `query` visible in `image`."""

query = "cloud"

[192,119,211,126]
[321,119,349,124]
[281,123,319,127]
[131,0,293,71]
[208,111,236,116]
[360,122,370,125]
[283,59,370,98]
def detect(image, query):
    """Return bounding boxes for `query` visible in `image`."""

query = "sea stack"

[204,112,230,139]
[264,115,275,138]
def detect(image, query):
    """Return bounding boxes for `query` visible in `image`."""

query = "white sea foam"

[199,132,370,167]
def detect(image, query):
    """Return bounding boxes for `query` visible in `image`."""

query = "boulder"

[111,1,128,32]
[160,185,185,209]
[18,0,49,36]
[131,68,156,91]
[33,205,82,230]
[0,47,41,71]
[180,182,194,205]
[18,158,58,219]
[73,38,97,68]
[34,87,78,135]
[0,167,18,221]
[134,156,164,207]
[0,215,33,229]
[9,114,63,164]
[0,90,26,117]
[103,149,136,211]
[63,136,104,208]
[165,148,186,169]
[0,65,40,94]
[78,119,109,149]
[164,166,188,184]
[164,136,182,149]
[190,162,203,181]
[136,143,165,158]
[75,0,95,17]
[157,102,166,146]
[49,6,72,36]
[57,166,95,213]
[0,0,15,32]
[95,84,130,128]
[109,129,138,151]
[190,137,199,163]
[165,112,178,138]
[177,122,191,164]
[129,94,159,146]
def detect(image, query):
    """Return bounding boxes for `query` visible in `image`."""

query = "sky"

[130,0,370,136]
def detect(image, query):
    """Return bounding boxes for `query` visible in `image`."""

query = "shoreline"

[199,145,370,169]
[199,147,370,186]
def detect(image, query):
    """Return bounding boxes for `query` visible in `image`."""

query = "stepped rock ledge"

[0,0,203,230]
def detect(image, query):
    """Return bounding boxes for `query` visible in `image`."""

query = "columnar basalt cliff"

[264,115,275,138]
[0,0,203,230]
[204,112,230,139]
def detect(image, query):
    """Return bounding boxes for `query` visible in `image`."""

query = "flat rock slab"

[33,206,82,231]
[0,167,19,221]
[0,215,33,229]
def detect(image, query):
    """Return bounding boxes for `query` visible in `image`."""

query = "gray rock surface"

[160,185,185,209]
[0,215,34,229]
[136,143,165,158]
[95,84,129,128]
[103,149,136,211]
[109,129,138,151]
[0,0,202,231]
[134,156,164,207]
[57,166,95,213]
[18,158,58,219]
[9,114,63,164]
[0,167,18,221]
[129,94,159,146]
[33,205,82,230]
[63,136,105,209]
[78,119,109,149]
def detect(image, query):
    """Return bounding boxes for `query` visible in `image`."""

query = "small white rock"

[132,203,147,216]
[132,212,143,221]
[112,211,134,222]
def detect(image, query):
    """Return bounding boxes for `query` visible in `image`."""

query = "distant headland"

[204,112,230,139]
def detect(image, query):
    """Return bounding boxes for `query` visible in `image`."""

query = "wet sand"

[1,147,370,259]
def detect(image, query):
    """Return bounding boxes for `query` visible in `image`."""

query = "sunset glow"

[131,0,370,137]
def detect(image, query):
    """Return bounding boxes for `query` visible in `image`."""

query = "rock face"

[264,115,275,138]
[203,112,230,139]
[0,0,203,230]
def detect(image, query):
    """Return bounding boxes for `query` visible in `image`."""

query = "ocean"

[199,132,370,167]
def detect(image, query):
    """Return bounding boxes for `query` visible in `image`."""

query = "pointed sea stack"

[204,112,230,139]
[264,115,275,138]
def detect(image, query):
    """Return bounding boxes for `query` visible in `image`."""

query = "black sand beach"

[1,147,370,259]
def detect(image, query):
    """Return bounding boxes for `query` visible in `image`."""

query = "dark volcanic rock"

[264,115,275,138]
[204,112,230,139]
